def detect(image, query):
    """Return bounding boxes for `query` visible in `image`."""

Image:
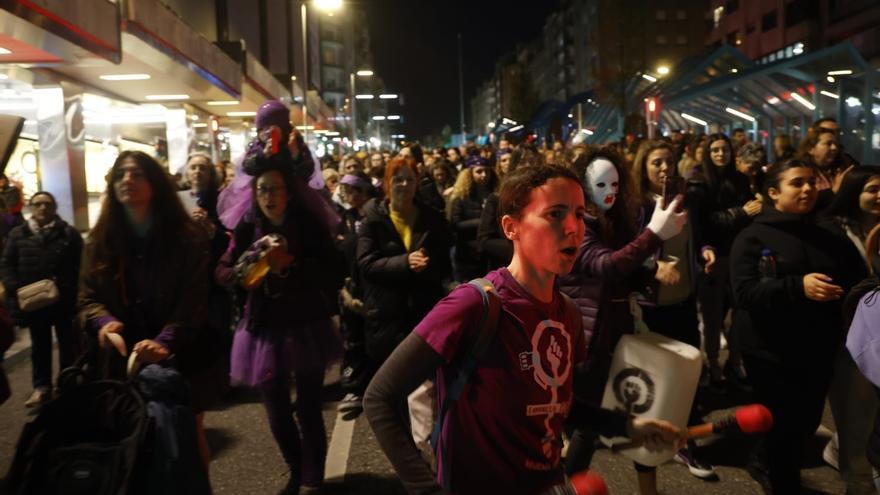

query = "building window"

[786,0,819,27]
[676,10,686,20]
[676,35,687,45]
[656,35,668,45]
[761,10,778,31]
[726,31,739,45]
[725,0,739,13]
[656,9,667,20]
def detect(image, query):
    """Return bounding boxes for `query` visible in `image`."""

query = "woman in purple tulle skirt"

[215,100,342,495]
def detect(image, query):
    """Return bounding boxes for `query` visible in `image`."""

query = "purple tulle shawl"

[217,146,339,232]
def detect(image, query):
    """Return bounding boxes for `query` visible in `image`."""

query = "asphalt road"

[0,329,850,494]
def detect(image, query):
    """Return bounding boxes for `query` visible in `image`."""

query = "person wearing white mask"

[558,148,687,495]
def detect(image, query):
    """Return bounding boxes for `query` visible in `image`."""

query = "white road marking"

[325,409,356,481]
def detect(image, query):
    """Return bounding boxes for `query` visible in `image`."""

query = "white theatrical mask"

[584,158,619,211]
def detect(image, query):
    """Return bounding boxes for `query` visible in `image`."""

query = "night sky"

[365,0,561,141]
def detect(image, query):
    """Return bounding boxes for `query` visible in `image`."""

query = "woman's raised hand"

[646,196,687,241]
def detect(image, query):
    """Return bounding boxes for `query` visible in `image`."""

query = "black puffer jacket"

[730,208,864,365]
[356,198,452,361]
[0,217,82,321]
[701,169,755,256]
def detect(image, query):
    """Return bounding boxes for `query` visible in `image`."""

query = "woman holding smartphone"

[629,140,718,483]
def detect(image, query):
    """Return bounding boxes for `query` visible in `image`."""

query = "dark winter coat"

[356,198,452,361]
[0,217,82,322]
[476,193,512,270]
[417,174,446,214]
[78,228,209,359]
[730,208,864,365]
[700,168,755,256]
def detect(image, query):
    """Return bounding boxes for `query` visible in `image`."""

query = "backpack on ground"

[6,366,146,495]
[6,358,211,495]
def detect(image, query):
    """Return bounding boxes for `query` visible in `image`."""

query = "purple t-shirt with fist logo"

[415,268,586,494]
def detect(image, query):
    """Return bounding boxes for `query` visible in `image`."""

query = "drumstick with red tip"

[542,470,608,495]
[687,403,773,438]
[611,404,773,451]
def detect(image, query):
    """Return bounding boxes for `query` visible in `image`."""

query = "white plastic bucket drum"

[599,333,701,466]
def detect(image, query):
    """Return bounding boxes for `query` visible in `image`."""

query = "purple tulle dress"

[228,308,341,387]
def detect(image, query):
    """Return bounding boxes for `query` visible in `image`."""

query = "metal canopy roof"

[580,42,878,163]
[580,44,758,144]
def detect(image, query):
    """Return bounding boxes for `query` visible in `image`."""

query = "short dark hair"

[29,191,57,206]
[498,165,581,219]
[732,128,746,134]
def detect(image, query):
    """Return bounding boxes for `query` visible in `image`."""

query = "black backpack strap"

[431,277,501,490]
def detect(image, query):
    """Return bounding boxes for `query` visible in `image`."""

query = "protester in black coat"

[0,192,82,407]
[357,158,452,367]
[730,160,864,493]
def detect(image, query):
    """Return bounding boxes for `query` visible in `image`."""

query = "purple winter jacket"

[558,216,661,363]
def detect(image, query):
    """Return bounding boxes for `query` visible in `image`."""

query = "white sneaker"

[822,433,840,470]
[337,393,363,413]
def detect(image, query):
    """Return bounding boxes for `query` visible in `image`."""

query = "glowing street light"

[681,113,708,126]
[656,66,670,76]
[790,92,816,110]
[725,107,756,122]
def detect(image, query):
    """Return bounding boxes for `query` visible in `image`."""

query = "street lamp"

[350,69,373,146]
[300,0,343,144]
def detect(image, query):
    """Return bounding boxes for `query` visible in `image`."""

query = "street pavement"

[0,329,850,494]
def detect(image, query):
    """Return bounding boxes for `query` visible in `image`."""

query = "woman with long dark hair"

[78,150,211,487]
[697,133,761,385]
[730,159,863,493]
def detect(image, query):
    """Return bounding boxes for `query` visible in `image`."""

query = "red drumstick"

[687,404,774,438]
[542,470,608,495]
[611,404,773,451]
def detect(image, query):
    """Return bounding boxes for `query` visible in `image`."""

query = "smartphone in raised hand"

[662,176,687,210]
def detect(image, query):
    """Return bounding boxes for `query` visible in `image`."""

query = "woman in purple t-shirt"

[364,165,680,495]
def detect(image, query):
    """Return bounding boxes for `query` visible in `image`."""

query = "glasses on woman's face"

[391,175,413,186]
[257,185,286,197]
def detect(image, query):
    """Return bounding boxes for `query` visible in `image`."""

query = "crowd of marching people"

[0,98,878,495]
